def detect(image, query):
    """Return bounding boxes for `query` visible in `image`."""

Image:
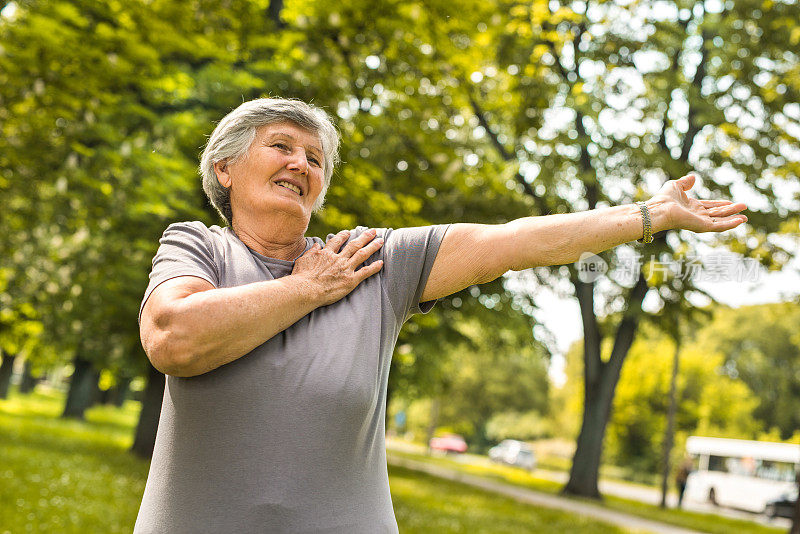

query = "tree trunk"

[660,338,681,508]
[131,363,165,458]
[18,359,39,394]
[0,351,15,399]
[98,386,112,405]
[268,0,284,28]
[425,397,440,455]
[62,356,100,419]
[564,272,650,498]
[563,375,617,498]
[110,377,131,407]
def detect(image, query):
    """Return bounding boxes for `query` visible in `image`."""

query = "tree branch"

[268,0,285,29]
[574,274,603,387]
[679,29,709,163]
[605,272,650,387]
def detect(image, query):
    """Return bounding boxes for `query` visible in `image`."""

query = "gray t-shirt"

[134,221,449,534]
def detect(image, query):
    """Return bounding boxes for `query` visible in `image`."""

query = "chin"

[264,199,312,221]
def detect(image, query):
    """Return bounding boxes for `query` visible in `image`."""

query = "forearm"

[157,276,320,377]
[502,198,673,269]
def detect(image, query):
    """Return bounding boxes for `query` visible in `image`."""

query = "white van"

[684,436,799,513]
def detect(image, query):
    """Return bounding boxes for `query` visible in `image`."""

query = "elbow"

[142,310,204,378]
[146,338,198,377]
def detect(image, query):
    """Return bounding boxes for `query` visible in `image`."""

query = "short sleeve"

[138,221,220,323]
[379,224,450,324]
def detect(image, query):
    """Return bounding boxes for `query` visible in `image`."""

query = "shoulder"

[314,225,449,252]
[160,220,228,247]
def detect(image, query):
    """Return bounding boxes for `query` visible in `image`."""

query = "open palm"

[652,174,748,233]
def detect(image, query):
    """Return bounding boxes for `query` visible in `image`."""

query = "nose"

[286,148,309,175]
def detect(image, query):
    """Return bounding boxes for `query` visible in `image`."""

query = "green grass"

[387,449,785,534]
[1,388,629,533]
[0,388,149,534]
[389,464,627,533]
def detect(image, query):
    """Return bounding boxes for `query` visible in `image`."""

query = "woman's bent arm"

[141,275,323,377]
[140,229,384,377]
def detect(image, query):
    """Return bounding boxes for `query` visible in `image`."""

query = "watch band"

[636,201,653,244]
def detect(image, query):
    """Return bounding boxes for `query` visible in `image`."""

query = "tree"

[692,301,800,438]
[2,0,536,445]
[0,0,230,420]
[4,1,796,475]
[396,0,800,497]
[568,308,772,477]
[557,311,766,484]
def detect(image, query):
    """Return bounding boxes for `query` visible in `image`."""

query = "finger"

[340,228,378,258]
[709,214,747,231]
[355,259,383,282]
[707,202,748,217]
[699,199,734,208]
[348,237,384,267]
[324,230,352,253]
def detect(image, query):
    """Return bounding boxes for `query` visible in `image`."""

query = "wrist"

[644,197,674,235]
[285,274,324,308]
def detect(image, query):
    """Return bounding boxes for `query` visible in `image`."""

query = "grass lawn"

[1,388,628,533]
[390,464,625,533]
[387,449,785,534]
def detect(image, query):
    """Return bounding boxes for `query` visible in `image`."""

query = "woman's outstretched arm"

[421,174,748,301]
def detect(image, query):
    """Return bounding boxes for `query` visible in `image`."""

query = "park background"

[1,0,799,532]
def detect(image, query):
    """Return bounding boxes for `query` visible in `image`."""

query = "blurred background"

[1,0,799,532]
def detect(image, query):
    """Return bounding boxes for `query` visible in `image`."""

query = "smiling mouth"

[275,180,302,196]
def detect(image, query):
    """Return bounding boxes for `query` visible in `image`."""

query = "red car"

[429,434,467,454]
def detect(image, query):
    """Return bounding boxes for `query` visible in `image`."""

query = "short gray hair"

[200,97,340,225]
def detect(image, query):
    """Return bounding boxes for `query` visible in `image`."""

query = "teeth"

[276,181,302,195]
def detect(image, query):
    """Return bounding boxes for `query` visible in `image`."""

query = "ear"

[213,160,232,189]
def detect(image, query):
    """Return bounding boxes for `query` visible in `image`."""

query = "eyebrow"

[266,132,323,158]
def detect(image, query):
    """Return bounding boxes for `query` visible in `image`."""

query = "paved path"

[532,467,789,528]
[386,439,791,530]
[389,454,702,534]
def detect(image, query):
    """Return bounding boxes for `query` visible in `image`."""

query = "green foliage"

[391,315,550,448]
[486,410,551,442]
[605,330,761,473]
[1,0,540,401]
[693,301,800,439]
[558,302,799,475]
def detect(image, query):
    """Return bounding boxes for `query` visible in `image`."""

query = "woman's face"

[215,122,325,227]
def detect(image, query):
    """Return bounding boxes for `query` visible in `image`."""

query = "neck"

[232,216,308,261]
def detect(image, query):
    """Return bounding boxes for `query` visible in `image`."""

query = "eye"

[308,155,321,167]
[271,142,290,151]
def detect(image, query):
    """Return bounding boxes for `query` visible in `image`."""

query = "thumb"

[676,174,696,191]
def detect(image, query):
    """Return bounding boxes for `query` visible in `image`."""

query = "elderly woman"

[136,98,747,533]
